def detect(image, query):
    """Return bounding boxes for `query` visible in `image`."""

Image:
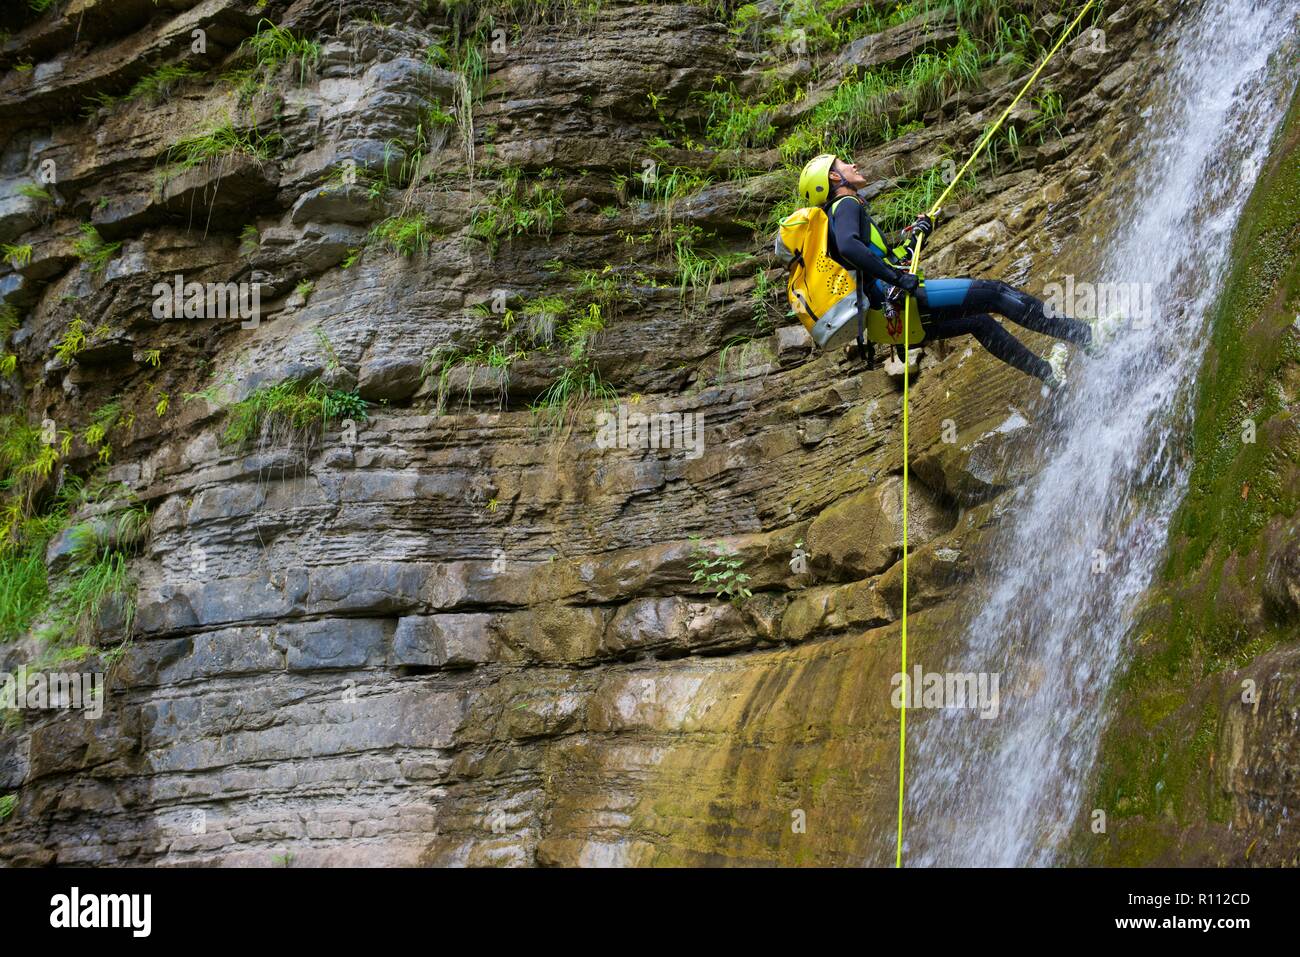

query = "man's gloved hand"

[906,214,934,240]
[894,271,920,294]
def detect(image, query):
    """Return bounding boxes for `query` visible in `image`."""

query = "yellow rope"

[897,294,911,868]
[894,0,1100,869]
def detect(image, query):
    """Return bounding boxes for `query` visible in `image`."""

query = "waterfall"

[904,0,1300,866]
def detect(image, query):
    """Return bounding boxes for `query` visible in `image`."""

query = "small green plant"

[239,224,260,257]
[312,326,341,372]
[764,0,839,52]
[141,348,161,368]
[369,213,434,256]
[34,481,145,655]
[46,542,135,644]
[695,84,778,150]
[674,234,750,303]
[242,19,321,85]
[81,90,117,115]
[530,365,617,437]
[1,415,71,523]
[988,8,1043,70]
[871,165,970,232]
[125,64,199,103]
[1028,89,1065,141]
[983,121,1023,175]
[53,320,87,364]
[556,303,605,364]
[0,459,79,643]
[323,388,368,422]
[294,279,315,303]
[82,400,127,465]
[428,103,456,129]
[0,794,14,821]
[717,336,775,384]
[469,167,565,255]
[53,317,109,364]
[639,164,711,205]
[0,305,19,338]
[881,117,926,142]
[425,341,526,415]
[750,269,778,334]
[18,183,52,203]
[165,119,279,174]
[189,378,368,450]
[0,530,49,643]
[779,32,984,163]
[370,103,458,198]
[2,244,32,268]
[71,224,121,274]
[689,537,753,604]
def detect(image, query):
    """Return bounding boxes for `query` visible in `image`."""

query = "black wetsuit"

[826,193,1093,381]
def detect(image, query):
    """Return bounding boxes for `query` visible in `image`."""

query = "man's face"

[831,158,865,191]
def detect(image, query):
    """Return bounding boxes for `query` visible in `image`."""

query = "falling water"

[904,0,1300,866]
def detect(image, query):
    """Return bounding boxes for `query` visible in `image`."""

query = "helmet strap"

[827,161,855,204]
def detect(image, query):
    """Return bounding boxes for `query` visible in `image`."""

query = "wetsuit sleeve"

[829,201,908,287]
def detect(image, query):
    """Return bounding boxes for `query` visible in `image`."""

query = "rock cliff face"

[0,0,1294,866]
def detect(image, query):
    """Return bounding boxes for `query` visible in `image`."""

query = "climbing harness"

[895,0,1101,868]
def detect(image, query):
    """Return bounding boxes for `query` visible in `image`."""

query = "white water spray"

[905,0,1300,866]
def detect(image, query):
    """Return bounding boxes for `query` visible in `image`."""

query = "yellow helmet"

[798,153,839,206]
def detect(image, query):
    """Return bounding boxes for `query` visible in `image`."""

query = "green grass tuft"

[469,168,565,254]
[125,64,200,103]
[71,225,121,274]
[870,164,971,231]
[369,213,435,256]
[190,378,368,450]
[780,32,984,163]
[166,120,279,173]
[18,184,52,203]
[242,19,321,85]
[2,243,32,268]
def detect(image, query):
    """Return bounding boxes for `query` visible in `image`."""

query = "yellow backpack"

[774,200,925,349]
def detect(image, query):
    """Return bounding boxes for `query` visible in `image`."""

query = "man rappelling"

[778,153,1121,388]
